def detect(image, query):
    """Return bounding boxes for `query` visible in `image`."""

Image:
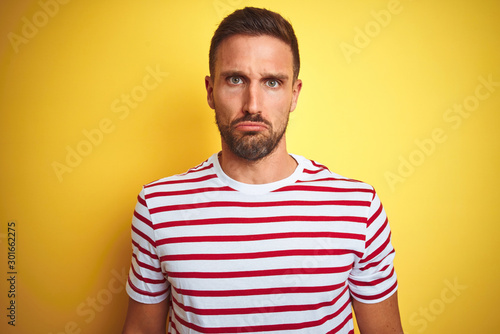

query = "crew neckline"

[210,152,304,195]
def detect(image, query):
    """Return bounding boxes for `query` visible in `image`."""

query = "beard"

[215,112,289,161]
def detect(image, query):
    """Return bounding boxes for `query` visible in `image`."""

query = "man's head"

[209,7,300,82]
[206,8,302,162]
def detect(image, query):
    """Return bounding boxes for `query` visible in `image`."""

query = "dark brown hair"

[209,7,300,81]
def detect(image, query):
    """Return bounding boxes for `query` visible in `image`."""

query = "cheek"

[214,96,237,123]
[215,91,243,112]
[268,93,293,115]
[215,87,239,105]
[268,89,293,105]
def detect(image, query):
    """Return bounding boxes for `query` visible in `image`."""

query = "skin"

[205,34,302,184]
[122,34,404,334]
[352,292,404,334]
[122,297,169,334]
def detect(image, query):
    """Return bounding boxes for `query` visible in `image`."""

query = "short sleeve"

[348,191,398,303]
[125,188,170,303]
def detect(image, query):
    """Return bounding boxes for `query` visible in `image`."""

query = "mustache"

[230,114,271,128]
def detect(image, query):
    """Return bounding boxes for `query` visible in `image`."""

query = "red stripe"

[296,177,359,184]
[172,285,347,316]
[157,231,365,245]
[131,264,165,284]
[360,233,392,264]
[174,295,352,333]
[361,249,395,271]
[367,217,388,248]
[132,224,156,248]
[149,174,218,187]
[131,239,157,259]
[183,162,213,175]
[169,317,178,334]
[273,185,373,193]
[145,162,212,188]
[133,210,153,228]
[127,277,168,298]
[132,253,162,272]
[137,194,147,208]
[367,202,383,227]
[349,267,395,287]
[326,311,353,334]
[303,168,324,175]
[150,200,370,214]
[161,248,362,261]
[310,160,330,172]
[154,215,366,230]
[172,282,346,297]
[167,264,353,279]
[350,280,398,301]
[145,186,235,199]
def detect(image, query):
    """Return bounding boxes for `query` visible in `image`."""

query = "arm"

[122,297,170,334]
[124,188,171,333]
[352,292,403,334]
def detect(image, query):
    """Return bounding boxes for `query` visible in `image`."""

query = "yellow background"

[1,0,499,333]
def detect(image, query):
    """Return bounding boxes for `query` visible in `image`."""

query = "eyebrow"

[220,70,246,78]
[220,71,289,81]
[262,73,289,81]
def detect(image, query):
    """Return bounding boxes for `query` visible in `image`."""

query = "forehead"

[214,34,294,76]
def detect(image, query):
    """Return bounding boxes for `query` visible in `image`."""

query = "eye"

[266,79,280,88]
[228,76,243,85]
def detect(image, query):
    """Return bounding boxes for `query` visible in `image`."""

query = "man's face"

[205,34,302,161]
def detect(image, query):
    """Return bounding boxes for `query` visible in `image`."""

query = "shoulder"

[136,155,225,212]
[293,154,375,195]
[143,156,216,191]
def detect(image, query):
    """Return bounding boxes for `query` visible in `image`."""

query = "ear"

[289,79,302,112]
[205,75,215,110]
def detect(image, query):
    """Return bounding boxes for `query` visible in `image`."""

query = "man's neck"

[218,141,297,185]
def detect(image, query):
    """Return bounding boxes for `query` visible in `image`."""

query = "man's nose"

[243,83,261,114]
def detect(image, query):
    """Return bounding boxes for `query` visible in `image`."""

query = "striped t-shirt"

[126,153,398,333]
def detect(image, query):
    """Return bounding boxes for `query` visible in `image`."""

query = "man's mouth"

[231,115,271,132]
[234,121,268,132]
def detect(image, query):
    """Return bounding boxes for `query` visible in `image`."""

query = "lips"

[231,115,271,132]
[235,121,268,132]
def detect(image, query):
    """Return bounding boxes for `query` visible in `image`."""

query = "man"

[122,7,403,334]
